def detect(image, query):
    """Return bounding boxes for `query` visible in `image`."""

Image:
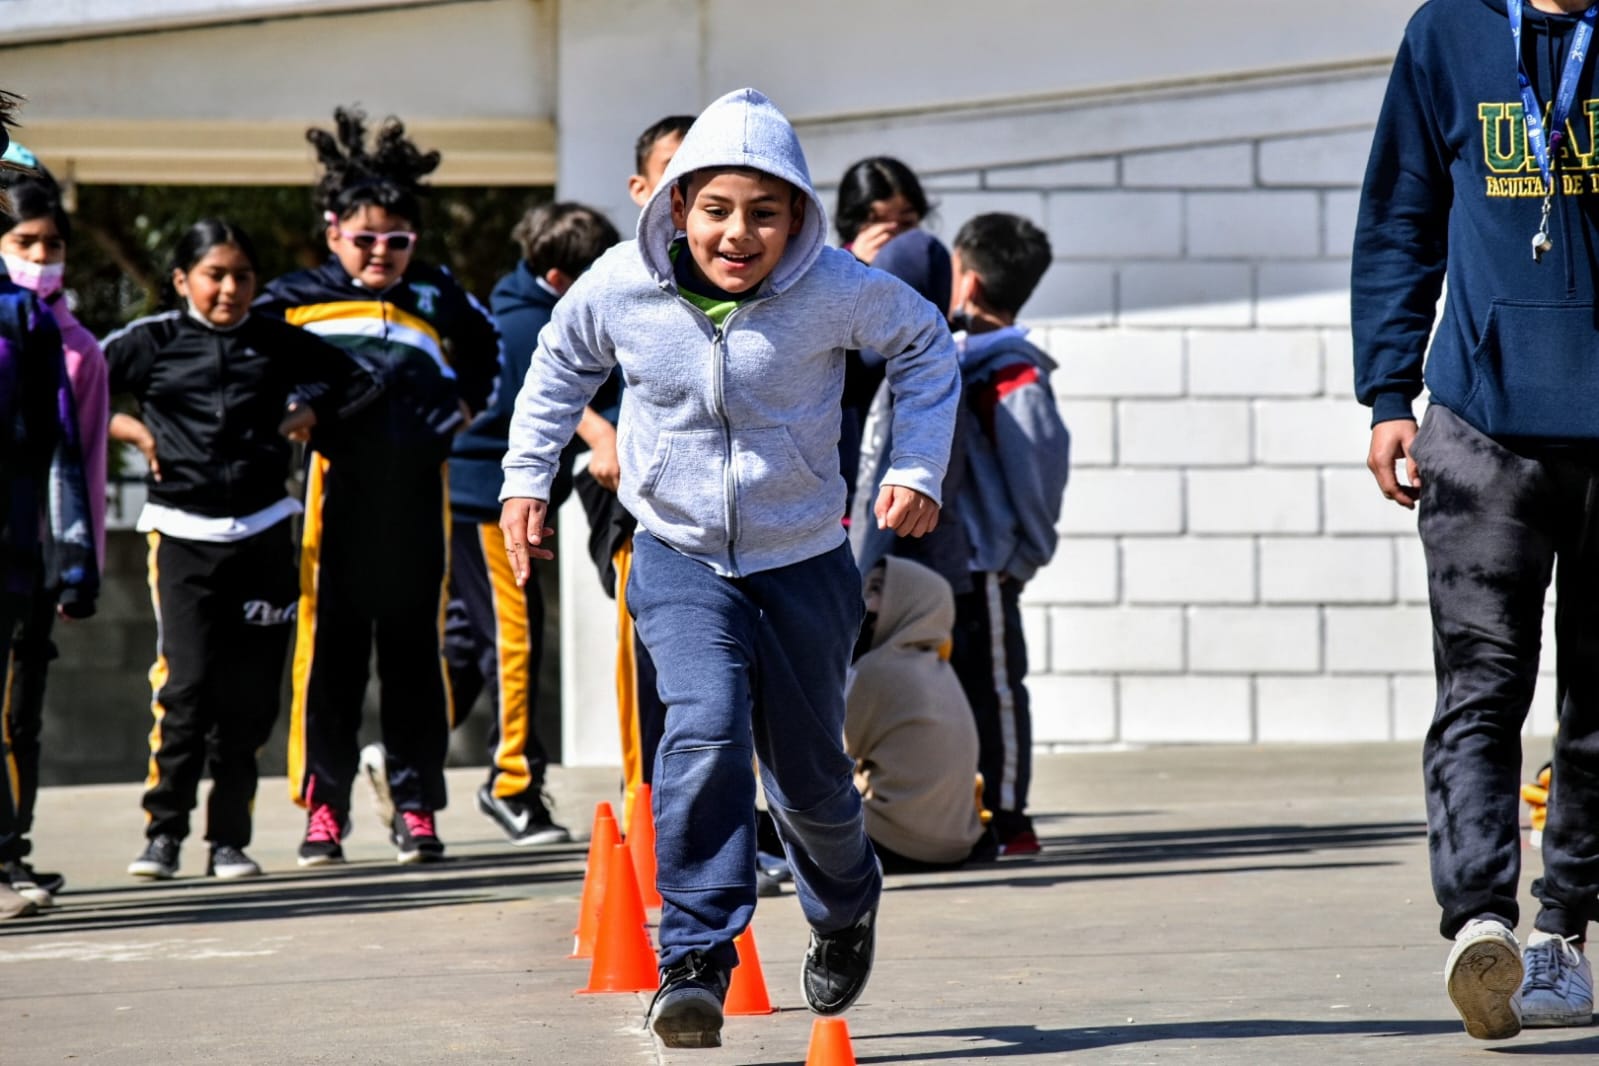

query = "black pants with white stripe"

[951,572,1032,833]
[142,526,297,846]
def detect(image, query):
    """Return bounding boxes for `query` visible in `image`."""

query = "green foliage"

[66,183,551,337]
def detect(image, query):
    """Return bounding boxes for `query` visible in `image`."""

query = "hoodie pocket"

[1460,300,1599,439]
[637,428,729,552]
[731,426,830,539]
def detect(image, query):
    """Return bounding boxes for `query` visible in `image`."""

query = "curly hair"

[0,91,23,216]
[307,105,440,225]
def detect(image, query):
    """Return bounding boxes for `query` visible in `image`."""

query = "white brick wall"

[915,67,1501,751]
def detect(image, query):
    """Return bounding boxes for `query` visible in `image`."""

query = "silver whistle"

[1533,230,1553,263]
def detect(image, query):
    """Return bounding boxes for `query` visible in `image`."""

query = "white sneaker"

[0,884,38,921]
[1521,932,1594,1028]
[358,742,395,832]
[1445,919,1523,1040]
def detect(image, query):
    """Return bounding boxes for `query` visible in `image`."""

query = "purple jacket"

[0,272,98,614]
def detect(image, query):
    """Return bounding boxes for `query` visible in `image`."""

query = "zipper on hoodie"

[674,294,757,576]
[711,308,747,576]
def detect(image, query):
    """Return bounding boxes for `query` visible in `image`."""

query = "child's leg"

[952,573,1033,831]
[746,541,880,935]
[472,519,548,799]
[3,586,55,853]
[627,533,762,972]
[442,518,490,724]
[203,525,297,848]
[614,535,667,829]
[141,533,220,841]
[373,464,452,814]
[289,454,374,812]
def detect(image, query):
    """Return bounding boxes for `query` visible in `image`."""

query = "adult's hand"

[1367,419,1421,509]
[500,497,555,587]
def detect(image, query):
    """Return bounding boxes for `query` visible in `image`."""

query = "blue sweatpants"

[627,532,882,971]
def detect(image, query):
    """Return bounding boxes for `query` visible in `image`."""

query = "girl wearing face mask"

[105,219,380,882]
[0,148,106,906]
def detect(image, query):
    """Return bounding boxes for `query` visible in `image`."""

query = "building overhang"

[18,118,554,186]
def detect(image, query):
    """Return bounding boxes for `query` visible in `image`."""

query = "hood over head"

[636,87,828,295]
[872,229,952,315]
[868,556,955,655]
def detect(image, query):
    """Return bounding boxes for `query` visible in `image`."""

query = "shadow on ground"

[827,1019,1471,1063]
[0,848,588,937]
[887,820,1425,892]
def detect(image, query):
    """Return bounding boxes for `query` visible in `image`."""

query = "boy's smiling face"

[670,167,803,295]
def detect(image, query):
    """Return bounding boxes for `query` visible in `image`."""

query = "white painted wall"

[551,0,1501,764]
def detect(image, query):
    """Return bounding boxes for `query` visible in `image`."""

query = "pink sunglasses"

[324,212,416,252]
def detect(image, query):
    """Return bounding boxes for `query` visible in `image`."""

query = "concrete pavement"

[3,741,1593,1065]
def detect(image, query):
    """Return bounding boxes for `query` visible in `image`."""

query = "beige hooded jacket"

[846,557,984,864]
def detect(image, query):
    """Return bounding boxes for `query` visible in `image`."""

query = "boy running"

[500,88,959,1049]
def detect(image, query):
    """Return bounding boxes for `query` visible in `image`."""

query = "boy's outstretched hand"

[874,485,940,538]
[500,497,556,587]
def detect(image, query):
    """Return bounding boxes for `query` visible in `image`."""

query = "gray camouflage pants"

[1415,404,1599,942]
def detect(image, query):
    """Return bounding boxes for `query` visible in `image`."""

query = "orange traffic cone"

[805,1016,857,1066]
[724,925,775,1015]
[570,803,621,959]
[577,843,658,994]
[627,783,663,908]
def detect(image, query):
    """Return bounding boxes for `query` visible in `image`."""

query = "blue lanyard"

[1511,0,1597,192]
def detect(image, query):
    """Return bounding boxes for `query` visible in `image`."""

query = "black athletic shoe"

[128,835,182,879]
[392,810,446,864]
[802,909,876,1015]
[476,785,572,846]
[207,844,263,879]
[646,951,730,1049]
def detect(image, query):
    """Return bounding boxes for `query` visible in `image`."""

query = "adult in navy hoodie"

[445,201,618,846]
[1353,0,1599,1041]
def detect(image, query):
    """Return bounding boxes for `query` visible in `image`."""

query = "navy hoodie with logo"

[1354,0,1599,439]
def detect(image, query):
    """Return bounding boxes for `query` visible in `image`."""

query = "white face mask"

[3,254,65,299]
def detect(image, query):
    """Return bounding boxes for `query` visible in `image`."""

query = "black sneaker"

[3,859,64,897]
[802,909,876,1015]
[646,951,731,1049]
[128,835,182,879]
[392,810,445,864]
[207,844,263,879]
[297,803,347,867]
[476,784,572,846]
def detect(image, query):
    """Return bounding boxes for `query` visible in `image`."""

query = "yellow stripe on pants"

[481,522,532,797]
[143,532,172,818]
[613,538,647,834]
[287,454,329,807]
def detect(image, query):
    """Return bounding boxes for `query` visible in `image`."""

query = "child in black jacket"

[108,219,379,880]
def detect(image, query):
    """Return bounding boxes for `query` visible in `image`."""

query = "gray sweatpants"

[1415,404,1599,941]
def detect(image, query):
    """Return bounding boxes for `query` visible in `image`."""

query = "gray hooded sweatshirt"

[501,88,960,577]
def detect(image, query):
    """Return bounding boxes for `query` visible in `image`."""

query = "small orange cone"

[570,803,621,958]
[577,843,658,994]
[627,783,663,908]
[805,1016,857,1066]
[724,925,775,1015]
